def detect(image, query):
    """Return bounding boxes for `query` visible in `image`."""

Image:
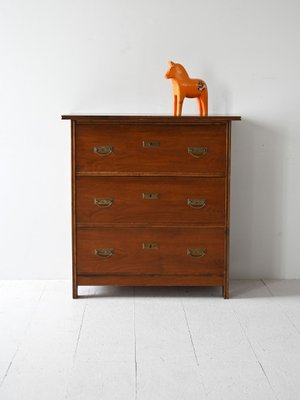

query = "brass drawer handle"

[187,199,207,208]
[188,147,208,158]
[143,140,160,148]
[143,193,160,199]
[94,145,113,156]
[143,242,159,250]
[94,198,113,208]
[187,248,207,258]
[95,248,114,258]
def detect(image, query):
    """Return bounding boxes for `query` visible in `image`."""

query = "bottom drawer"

[76,228,225,276]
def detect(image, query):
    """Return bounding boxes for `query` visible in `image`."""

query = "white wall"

[0,0,300,279]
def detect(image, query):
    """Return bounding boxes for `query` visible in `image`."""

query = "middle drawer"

[76,177,225,226]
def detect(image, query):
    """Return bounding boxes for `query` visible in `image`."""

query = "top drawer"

[75,123,227,176]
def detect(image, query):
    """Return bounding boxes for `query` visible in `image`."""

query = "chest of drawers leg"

[63,115,241,298]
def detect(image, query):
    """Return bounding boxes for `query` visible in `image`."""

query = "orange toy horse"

[165,61,208,116]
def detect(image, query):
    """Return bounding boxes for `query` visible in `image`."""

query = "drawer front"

[76,177,225,225]
[75,124,227,175]
[76,228,225,275]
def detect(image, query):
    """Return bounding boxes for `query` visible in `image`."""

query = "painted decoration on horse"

[165,61,208,116]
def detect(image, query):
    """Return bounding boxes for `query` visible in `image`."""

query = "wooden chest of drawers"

[62,115,241,298]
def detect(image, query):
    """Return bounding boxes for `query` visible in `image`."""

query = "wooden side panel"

[224,121,232,299]
[71,121,78,299]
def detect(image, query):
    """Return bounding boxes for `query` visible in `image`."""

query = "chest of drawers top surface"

[62,115,241,122]
[63,115,241,299]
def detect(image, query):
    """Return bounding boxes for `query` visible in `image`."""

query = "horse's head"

[165,61,189,80]
[165,61,176,79]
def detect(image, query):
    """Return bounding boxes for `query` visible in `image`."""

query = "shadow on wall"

[230,118,286,279]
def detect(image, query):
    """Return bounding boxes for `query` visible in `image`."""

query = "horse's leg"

[173,95,177,116]
[178,97,184,116]
[197,97,202,116]
[200,89,208,116]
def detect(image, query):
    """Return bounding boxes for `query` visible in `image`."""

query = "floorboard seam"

[179,294,199,367]
[64,302,88,400]
[261,279,300,336]
[73,303,87,363]
[0,282,47,388]
[0,357,15,388]
[230,302,279,400]
[180,290,209,398]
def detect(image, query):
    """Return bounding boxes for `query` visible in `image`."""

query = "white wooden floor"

[0,280,300,400]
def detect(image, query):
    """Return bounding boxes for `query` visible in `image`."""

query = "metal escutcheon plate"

[143,193,160,199]
[143,242,159,250]
[143,141,160,148]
